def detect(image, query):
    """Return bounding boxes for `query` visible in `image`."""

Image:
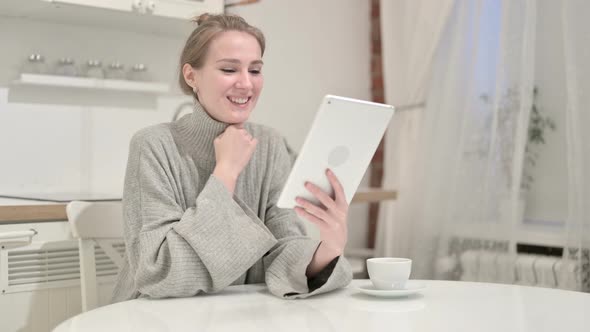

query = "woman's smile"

[227,96,252,108]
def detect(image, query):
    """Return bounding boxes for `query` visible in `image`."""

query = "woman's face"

[191,30,264,124]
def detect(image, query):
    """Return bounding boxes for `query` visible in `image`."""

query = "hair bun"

[193,13,212,25]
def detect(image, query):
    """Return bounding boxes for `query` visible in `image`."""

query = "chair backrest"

[67,201,124,239]
[66,201,124,312]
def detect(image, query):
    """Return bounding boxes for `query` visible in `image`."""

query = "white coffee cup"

[367,257,412,290]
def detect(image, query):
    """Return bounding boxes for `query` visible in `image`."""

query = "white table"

[53,280,590,332]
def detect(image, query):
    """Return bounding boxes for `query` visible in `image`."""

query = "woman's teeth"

[228,97,249,104]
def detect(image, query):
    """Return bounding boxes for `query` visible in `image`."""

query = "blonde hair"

[178,13,266,95]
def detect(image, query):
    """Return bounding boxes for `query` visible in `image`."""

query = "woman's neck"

[172,101,228,171]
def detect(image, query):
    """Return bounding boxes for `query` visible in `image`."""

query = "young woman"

[112,13,352,302]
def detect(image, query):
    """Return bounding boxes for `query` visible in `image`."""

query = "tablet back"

[277,95,394,208]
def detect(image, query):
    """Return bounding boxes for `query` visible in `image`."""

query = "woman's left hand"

[294,168,348,256]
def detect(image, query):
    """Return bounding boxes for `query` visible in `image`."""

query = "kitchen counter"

[0,193,122,224]
[0,198,67,224]
[0,189,396,224]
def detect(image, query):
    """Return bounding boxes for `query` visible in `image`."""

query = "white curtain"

[377,0,538,279]
[562,0,590,292]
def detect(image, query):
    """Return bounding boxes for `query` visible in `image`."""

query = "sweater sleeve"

[262,136,353,299]
[125,131,277,298]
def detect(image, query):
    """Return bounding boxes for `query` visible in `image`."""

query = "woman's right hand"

[212,124,257,193]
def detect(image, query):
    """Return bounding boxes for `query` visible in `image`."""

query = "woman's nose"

[235,71,253,89]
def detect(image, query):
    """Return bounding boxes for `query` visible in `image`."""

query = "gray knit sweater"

[111,102,352,302]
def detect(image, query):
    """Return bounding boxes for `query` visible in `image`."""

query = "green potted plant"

[479,87,556,191]
[478,87,555,224]
[522,87,556,190]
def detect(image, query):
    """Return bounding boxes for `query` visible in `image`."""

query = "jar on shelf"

[54,57,78,76]
[22,54,48,74]
[84,60,104,79]
[105,61,126,80]
[128,63,150,81]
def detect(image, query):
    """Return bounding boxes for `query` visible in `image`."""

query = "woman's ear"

[182,63,198,91]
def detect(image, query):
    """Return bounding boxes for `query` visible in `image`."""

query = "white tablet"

[277,95,395,208]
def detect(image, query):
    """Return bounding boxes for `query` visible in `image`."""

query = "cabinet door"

[43,0,137,13]
[147,0,224,19]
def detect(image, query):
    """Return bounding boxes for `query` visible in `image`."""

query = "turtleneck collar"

[172,100,229,172]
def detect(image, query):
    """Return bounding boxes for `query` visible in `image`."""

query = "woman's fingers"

[294,206,326,227]
[296,197,329,221]
[298,170,348,223]
[304,182,337,211]
[325,168,346,205]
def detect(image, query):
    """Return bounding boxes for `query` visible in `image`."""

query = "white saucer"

[357,281,426,298]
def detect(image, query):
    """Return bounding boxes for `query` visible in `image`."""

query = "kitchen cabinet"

[44,0,139,13]
[150,0,224,20]
[0,0,224,36]
[44,0,224,19]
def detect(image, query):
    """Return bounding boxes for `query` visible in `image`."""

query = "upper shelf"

[0,0,224,37]
[13,73,170,94]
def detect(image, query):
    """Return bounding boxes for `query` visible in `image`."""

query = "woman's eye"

[249,69,262,75]
[221,68,236,73]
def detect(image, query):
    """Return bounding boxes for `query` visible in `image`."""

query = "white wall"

[0,0,372,248]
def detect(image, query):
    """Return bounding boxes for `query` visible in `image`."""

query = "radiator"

[436,250,583,291]
[0,222,123,332]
